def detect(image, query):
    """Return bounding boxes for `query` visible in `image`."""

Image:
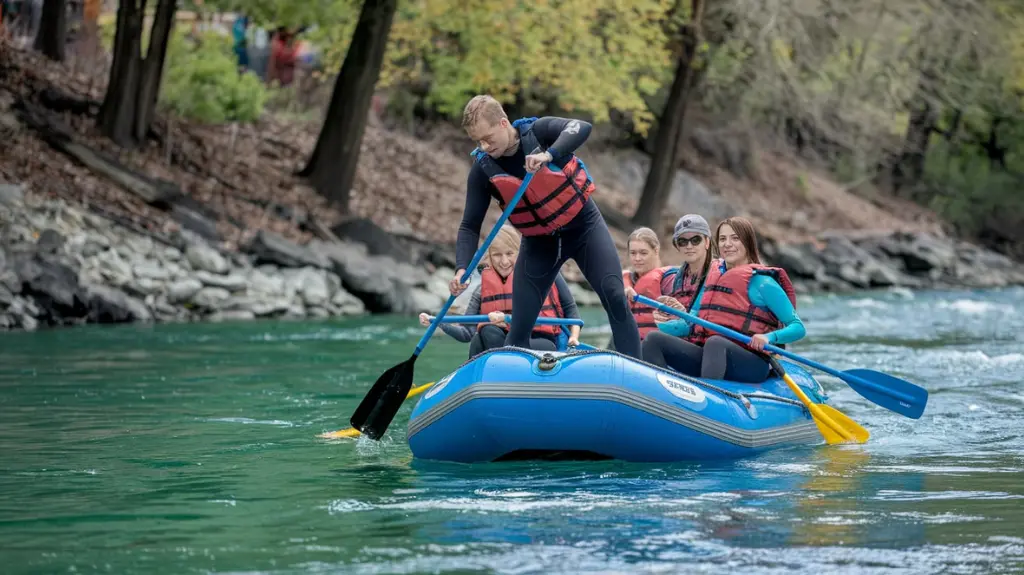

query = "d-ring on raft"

[406,347,830,463]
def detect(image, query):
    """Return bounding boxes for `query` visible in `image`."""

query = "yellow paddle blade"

[318,381,436,440]
[318,427,363,439]
[781,373,868,445]
[813,403,870,444]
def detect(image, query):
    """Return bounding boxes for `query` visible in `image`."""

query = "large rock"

[391,260,430,288]
[13,253,89,323]
[133,260,171,281]
[191,287,231,310]
[194,270,248,291]
[330,288,366,315]
[404,287,444,314]
[167,278,203,303]
[186,243,230,275]
[769,242,824,279]
[247,230,330,269]
[589,150,730,221]
[247,268,285,295]
[250,297,293,317]
[303,274,331,308]
[36,229,65,255]
[312,240,401,312]
[877,232,956,274]
[817,234,905,289]
[125,277,165,297]
[83,283,152,323]
[0,283,13,307]
[0,269,19,294]
[93,249,134,286]
[331,217,412,263]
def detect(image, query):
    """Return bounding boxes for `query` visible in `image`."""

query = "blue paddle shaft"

[633,294,918,405]
[414,170,545,356]
[430,315,584,326]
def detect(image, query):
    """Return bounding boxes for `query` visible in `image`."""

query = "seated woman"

[658,214,715,316]
[419,224,581,358]
[642,216,805,383]
[621,227,684,342]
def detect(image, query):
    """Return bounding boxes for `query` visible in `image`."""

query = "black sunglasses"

[674,236,704,247]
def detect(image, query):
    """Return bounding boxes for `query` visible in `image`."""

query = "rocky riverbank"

[763,230,1024,293]
[0,187,466,331]
[3,179,1024,333]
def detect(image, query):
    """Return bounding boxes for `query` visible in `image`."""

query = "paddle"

[767,356,869,444]
[349,172,539,440]
[429,315,584,326]
[320,382,435,439]
[633,294,928,419]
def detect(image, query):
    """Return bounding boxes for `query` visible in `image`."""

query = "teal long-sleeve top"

[657,264,806,345]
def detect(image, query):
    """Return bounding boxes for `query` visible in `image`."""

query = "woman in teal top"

[643,216,805,383]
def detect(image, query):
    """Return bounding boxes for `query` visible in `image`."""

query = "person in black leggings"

[447,95,641,359]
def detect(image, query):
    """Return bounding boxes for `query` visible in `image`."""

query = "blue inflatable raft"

[407,347,828,463]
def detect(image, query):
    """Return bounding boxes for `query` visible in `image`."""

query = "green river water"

[1,287,1023,574]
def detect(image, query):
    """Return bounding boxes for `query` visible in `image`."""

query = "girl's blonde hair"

[627,227,661,252]
[484,224,521,268]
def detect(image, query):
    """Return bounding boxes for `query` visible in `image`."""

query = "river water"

[1,287,1023,574]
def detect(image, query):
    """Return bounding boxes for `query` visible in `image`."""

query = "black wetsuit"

[455,117,641,359]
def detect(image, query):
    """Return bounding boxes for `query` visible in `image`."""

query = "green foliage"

[159,30,268,123]
[377,0,674,134]
[922,138,1024,238]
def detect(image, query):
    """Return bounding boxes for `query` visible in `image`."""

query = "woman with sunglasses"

[639,214,716,354]
[643,216,804,383]
[656,214,716,320]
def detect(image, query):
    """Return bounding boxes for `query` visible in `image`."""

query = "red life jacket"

[689,263,798,348]
[624,266,677,339]
[667,260,715,311]
[472,118,595,236]
[478,267,563,337]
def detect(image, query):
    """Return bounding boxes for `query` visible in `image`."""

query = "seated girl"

[419,224,581,358]
[621,227,684,341]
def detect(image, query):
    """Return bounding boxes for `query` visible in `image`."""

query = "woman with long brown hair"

[642,216,805,383]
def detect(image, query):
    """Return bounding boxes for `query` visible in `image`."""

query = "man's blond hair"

[462,95,507,130]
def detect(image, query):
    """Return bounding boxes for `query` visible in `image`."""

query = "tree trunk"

[891,88,937,194]
[98,0,177,148]
[34,0,67,62]
[300,0,399,211]
[99,0,145,146]
[633,0,705,228]
[134,0,176,143]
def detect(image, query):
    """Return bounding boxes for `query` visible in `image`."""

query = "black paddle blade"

[349,355,417,440]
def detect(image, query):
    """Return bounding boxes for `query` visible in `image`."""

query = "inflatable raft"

[407,347,828,463]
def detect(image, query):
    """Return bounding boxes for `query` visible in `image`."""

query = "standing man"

[450,95,641,359]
